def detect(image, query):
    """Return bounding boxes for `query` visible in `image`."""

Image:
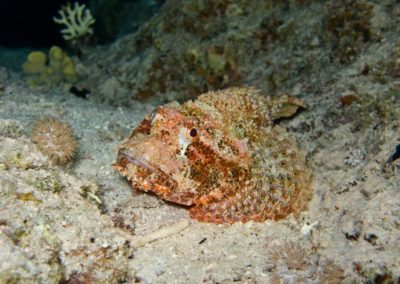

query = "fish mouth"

[115,152,177,198]
[114,152,195,206]
[118,153,159,174]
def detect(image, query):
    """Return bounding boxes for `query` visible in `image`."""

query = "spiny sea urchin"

[30,118,77,165]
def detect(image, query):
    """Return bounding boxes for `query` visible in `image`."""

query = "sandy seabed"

[1,0,400,283]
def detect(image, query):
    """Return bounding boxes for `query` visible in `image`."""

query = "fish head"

[114,100,251,206]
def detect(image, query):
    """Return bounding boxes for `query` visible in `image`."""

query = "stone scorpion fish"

[114,87,312,223]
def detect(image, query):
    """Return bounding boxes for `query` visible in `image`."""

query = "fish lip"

[117,152,177,194]
[117,152,196,206]
[119,153,158,174]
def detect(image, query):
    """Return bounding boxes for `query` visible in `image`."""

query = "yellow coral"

[22,51,47,75]
[22,46,78,86]
[48,46,78,83]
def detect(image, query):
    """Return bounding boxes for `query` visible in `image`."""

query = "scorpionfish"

[114,87,312,223]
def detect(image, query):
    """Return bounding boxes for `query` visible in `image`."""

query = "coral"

[22,46,78,86]
[81,0,299,104]
[30,118,77,165]
[22,51,47,74]
[30,173,65,193]
[327,88,400,137]
[267,241,345,283]
[48,46,77,83]
[79,183,102,206]
[367,44,400,83]
[360,266,398,284]
[0,154,136,283]
[0,119,24,139]
[324,0,374,63]
[53,2,95,45]
[318,259,347,284]
[114,87,311,223]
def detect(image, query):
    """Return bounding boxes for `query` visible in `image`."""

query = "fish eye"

[190,128,197,137]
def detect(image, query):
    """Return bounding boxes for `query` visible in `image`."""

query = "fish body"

[114,87,311,223]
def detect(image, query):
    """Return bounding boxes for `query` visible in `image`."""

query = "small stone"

[226,254,237,260]
[205,262,218,272]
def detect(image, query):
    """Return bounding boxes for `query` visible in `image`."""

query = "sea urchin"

[30,118,77,165]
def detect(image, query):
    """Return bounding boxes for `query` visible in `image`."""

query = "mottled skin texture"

[114,87,312,223]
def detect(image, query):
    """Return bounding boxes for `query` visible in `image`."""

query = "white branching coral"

[53,2,95,43]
